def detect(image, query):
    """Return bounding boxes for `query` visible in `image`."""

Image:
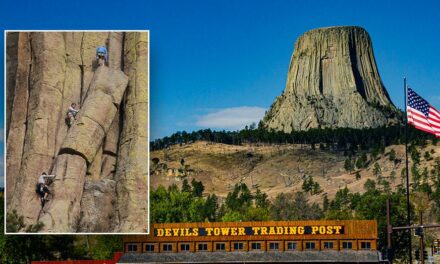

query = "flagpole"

[404,77,412,263]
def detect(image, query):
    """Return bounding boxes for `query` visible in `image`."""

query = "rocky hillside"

[6,32,148,233]
[151,141,439,205]
[262,26,400,132]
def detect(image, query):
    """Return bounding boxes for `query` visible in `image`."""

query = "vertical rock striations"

[6,32,148,233]
[9,32,67,226]
[6,32,31,200]
[262,26,399,133]
[115,32,149,233]
[39,67,128,232]
[5,32,19,139]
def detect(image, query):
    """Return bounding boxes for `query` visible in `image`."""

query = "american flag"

[407,87,440,137]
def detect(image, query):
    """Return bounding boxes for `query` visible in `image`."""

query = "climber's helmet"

[96,46,108,61]
[42,172,47,176]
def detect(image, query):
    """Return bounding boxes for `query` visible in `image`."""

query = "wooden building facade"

[120,220,380,263]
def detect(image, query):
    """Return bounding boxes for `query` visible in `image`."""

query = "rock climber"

[66,103,80,127]
[36,172,55,206]
[96,46,108,67]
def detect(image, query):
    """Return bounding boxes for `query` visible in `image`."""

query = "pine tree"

[389,149,396,161]
[373,163,382,178]
[356,153,368,169]
[191,179,204,197]
[344,158,354,174]
[182,179,191,193]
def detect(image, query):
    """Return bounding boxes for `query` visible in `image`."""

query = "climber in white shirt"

[37,172,55,205]
[66,103,80,127]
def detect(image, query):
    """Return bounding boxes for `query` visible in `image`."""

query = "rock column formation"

[262,26,399,132]
[9,33,67,226]
[39,67,128,232]
[6,31,149,233]
[115,32,149,232]
[6,32,31,200]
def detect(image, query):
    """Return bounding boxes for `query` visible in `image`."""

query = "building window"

[269,242,279,251]
[342,241,353,249]
[360,242,371,249]
[180,243,190,252]
[215,243,226,251]
[305,242,316,250]
[287,242,297,250]
[127,244,138,252]
[323,241,334,249]
[233,242,244,250]
[144,244,155,252]
[251,242,261,250]
[198,243,208,251]
[162,244,173,252]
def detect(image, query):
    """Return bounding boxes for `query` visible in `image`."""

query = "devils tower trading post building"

[119,220,381,263]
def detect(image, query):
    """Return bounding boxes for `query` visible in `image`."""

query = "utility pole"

[420,212,424,264]
[385,200,440,264]
[403,77,412,264]
[386,199,393,264]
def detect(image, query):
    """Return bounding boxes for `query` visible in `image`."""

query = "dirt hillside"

[151,141,439,206]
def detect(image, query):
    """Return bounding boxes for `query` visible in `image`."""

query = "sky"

[1,0,440,186]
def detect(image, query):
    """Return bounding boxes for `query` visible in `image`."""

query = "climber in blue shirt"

[96,46,108,67]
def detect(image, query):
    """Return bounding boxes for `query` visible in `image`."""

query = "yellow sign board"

[155,225,344,237]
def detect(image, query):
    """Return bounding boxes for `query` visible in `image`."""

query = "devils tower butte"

[262,26,399,132]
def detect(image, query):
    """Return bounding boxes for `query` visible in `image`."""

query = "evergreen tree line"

[151,124,437,153]
[409,153,440,214]
[341,143,440,223]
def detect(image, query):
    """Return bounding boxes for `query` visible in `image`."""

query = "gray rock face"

[262,26,399,132]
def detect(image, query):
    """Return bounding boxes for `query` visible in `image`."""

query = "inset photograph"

[5,31,149,233]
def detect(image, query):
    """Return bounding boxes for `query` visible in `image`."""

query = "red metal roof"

[32,252,122,264]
